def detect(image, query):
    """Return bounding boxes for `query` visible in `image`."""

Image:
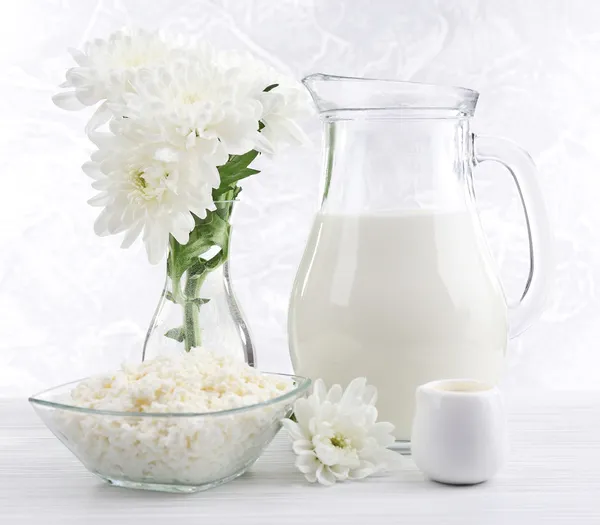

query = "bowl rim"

[28,372,312,419]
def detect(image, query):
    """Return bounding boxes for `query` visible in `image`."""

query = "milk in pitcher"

[288,210,508,441]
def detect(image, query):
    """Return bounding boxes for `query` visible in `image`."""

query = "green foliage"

[165,150,261,351]
[164,327,185,343]
[215,150,260,196]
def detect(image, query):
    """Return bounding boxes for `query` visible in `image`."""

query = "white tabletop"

[1,394,599,524]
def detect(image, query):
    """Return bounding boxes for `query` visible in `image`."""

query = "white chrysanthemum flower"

[85,123,220,264]
[53,30,311,263]
[111,57,265,159]
[258,84,312,152]
[217,50,312,152]
[86,56,270,264]
[52,29,177,132]
[282,378,401,486]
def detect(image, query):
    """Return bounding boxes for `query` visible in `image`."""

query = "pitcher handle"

[473,134,552,338]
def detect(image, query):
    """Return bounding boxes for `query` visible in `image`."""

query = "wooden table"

[1,394,599,524]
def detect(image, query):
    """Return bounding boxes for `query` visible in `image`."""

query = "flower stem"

[168,238,184,303]
[165,198,234,352]
[183,272,206,351]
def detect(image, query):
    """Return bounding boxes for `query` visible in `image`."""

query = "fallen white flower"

[282,377,402,486]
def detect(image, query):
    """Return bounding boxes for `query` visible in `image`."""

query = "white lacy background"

[2,0,598,396]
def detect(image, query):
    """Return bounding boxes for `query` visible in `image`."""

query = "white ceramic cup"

[411,379,508,485]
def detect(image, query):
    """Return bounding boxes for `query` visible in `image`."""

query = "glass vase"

[142,201,255,366]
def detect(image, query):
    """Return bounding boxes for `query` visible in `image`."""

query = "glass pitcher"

[288,74,551,445]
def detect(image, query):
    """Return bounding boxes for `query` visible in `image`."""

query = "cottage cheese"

[70,349,292,413]
[57,350,296,487]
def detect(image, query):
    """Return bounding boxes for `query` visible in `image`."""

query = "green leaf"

[165,291,176,303]
[214,185,242,207]
[198,211,229,247]
[179,235,213,263]
[221,167,260,188]
[189,298,210,306]
[214,150,261,197]
[171,211,230,277]
[186,259,208,280]
[205,252,225,271]
[224,149,259,171]
[164,327,185,342]
[263,83,279,92]
[218,150,259,184]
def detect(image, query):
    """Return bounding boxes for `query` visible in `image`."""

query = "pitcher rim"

[302,73,479,117]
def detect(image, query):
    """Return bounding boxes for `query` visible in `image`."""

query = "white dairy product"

[289,211,508,441]
[58,350,294,486]
[70,349,292,412]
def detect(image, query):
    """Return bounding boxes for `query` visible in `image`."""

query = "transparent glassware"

[142,201,255,366]
[289,74,552,447]
[29,374,311,493]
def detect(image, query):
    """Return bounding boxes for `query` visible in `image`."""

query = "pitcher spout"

[302,73,479,118]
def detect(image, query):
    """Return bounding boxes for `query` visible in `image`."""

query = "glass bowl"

[29,373,311,493]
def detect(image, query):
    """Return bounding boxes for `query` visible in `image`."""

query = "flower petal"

[68,46,88,66]
[81,161,103,180]
[90,178,112,191]
[253,132,275,155]
[292,397,312,429]
[170,216,193,245]
[52,91,86,111]
[88,131,115,149]
[340,377,367,410]
[93,207,112,237]
[296,453,320,475]
[362,384,378,406]
[309,416,332,437]
[315,464,337,486]
[326,384,343,404]
[312,378,328,403]
[280,117,311,145]
[329,463,350,481]
[369,421,396,447]
[349,462,377,480]
[292,440,315,456]
[75,86,101,106]
[362,405,379,427]
[120,221,144,249]
[85,101,112,135]
[319,401,337,422]
[375,448,406,470]
[304,471,317,483]
[314,442,340,467]
[281,418,307,442]
[87,192,111,207]
[144,226,168,265]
